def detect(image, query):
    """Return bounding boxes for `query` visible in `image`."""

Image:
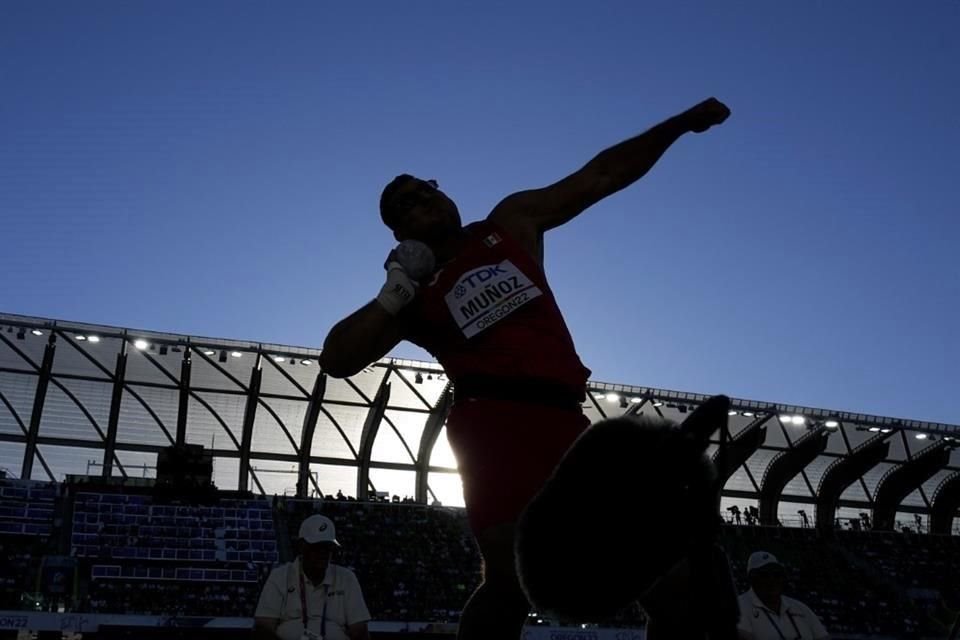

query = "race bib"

[444,260,542,338]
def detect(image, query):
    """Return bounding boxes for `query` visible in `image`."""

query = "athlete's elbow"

[318,351,360,379]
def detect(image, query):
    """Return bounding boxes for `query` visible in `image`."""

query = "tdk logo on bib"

[445,260,542,338]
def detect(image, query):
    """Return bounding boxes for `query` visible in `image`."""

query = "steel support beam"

[872,442,950,531]
[175,348,192,446]
[20,334,56,480]
[758,429,830,525]
[101,346,128,477]
[814,435,890,534]
[415,385,453,504]
[237,355,263,492]
[356,375,391,500]
[296,372,327,498]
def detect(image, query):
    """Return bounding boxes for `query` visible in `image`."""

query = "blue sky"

[2,1,957,425]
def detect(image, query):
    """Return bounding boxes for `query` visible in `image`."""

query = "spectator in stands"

[254,515,371,640]
[737,551,829,640]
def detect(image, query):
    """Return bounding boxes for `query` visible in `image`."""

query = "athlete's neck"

[430,228,468,266]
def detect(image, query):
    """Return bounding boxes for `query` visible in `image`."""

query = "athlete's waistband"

[452,375,586,411]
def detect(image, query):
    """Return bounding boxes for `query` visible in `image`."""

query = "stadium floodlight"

[202,349,215,356]
[868,427,881,432]
[791,415,806,426]
[301,359,312,365]
[825,420,840,428]
[31,329,43,336]
[605,393,620,403]
[75,335,87,341]
[880,428,892,434]
[88,335,100,343]
[629,397,643,404]
[915,433,928,440]
[134,339,149,350]
[728,410,738,416]
[230,351,242,358]
[273,356,285,363]
[652,400,663,407]
[743,411,754,417]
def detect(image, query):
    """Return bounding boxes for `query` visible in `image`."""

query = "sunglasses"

[390,179,439,217]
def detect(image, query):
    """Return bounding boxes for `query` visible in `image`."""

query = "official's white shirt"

[737,589,829,640]
[255,557,371,640]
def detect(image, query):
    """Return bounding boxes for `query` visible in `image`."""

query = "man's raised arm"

[489,98,730,249]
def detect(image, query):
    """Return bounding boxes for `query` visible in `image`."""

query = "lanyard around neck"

[299,565,328,638]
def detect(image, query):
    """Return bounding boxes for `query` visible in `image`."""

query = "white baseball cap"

[298,514,340,546]
[747,551,782,573]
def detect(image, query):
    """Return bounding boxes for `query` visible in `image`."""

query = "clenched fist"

[683,98,731,133]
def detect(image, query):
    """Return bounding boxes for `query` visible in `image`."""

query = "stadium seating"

[0,479,59,609]
[72,491,277,616]
[2,479,958,637]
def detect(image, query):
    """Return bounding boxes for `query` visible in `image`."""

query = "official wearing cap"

[737,551,829,640]
[254,514,371,640]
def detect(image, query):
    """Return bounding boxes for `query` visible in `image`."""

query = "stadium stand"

[0,479,958,637]
[0,479,60,610]
[72,491,276,617]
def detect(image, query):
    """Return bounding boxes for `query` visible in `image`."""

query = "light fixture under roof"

[134,339,149,350]
[791,416,806,426]
[300,359,312,366]
[203,349,216,356]
[87,335,101,343]
[743,411,755,417]
[31,329,43,336]
[273,356,285,363]
[652,400,663,407]
[605,393,620,403]
[825,420,839,428]
[629,397,643,404]
[728,410,738,416]
[869,427,881,432]
[230,351,242,358]
[75,335,87,341]
[915,433,928,440]
[880,428,892,433]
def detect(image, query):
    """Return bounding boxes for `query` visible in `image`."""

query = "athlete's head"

[380,174,461,243]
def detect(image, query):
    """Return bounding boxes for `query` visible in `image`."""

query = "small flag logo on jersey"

[483,232,502,247]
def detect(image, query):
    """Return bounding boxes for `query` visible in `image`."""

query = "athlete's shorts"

[445,397,590,535]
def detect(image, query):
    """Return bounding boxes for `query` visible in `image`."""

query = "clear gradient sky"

[2,1,957,425]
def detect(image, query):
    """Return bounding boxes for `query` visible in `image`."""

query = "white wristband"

[375,263,417,315]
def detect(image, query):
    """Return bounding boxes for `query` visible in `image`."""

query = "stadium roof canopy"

[1,313,958,529]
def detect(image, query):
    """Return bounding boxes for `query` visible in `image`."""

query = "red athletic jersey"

[402,220,590,393]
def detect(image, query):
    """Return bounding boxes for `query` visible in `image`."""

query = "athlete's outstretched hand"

[683,98,731,133]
